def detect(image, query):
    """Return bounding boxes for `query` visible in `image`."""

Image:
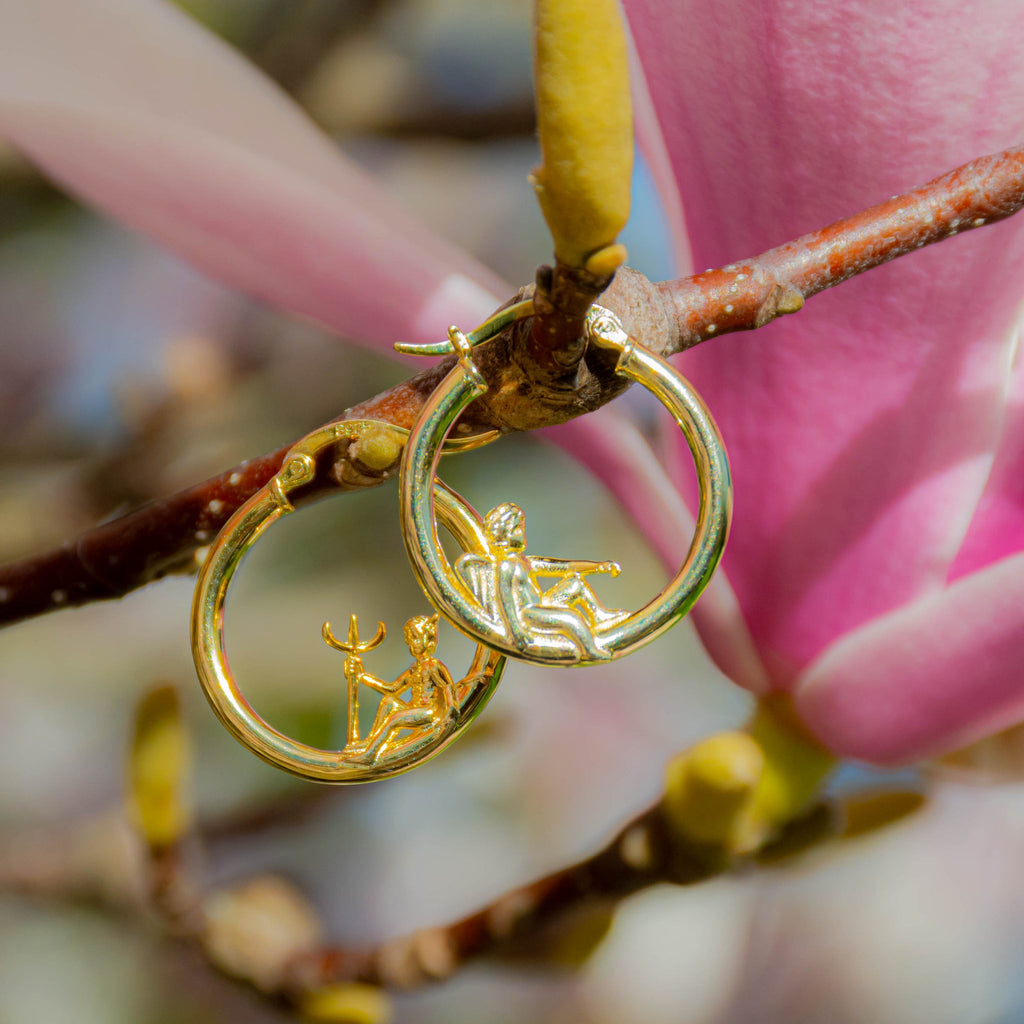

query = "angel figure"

[456,502,628,661]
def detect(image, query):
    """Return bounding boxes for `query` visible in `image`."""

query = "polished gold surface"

[191,419,505,783]
[393,298,534,357]
[323,612,462,766]
[400,304,733,666]
[455,501,629,662]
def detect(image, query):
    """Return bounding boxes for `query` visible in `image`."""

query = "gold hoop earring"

[398,303,732,667]
[191,419,505,783]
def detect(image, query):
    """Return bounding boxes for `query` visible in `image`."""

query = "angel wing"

[454,552,500,626]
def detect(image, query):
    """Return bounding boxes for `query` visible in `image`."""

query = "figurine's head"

[484,503,526,551]
[403,613,439,657]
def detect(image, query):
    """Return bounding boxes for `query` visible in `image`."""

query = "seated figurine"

[456,502,627,661]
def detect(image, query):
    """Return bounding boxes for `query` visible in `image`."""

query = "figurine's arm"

[357,668,409,696]
[529,557,621,578]
[433,660,457,689]
[426,660,459,708]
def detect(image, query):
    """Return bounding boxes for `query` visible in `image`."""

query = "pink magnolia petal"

[792,550,1024,764]
[625,0,1024,685]
[688,561,771,696]
[949,303,1024,579]
[0,0,505,347]
[546,409,770,692]
[1,0,353,188]
[628,37,692,277]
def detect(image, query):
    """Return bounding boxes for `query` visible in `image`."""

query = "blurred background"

[3,2,1024,1022]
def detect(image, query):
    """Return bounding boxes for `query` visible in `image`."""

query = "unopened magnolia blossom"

[2,0,1024,766]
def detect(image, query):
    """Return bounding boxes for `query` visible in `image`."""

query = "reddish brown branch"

[528,259,617,371]
[660,146,1024,347]
[0,446,289,626]
[2,145,1023,629]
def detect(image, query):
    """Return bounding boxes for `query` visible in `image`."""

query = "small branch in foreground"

[0,780,833,1001]
[0,684,924,1005]
[0,782,924,999]
[2,145,1023,629]
[284,797,835,993]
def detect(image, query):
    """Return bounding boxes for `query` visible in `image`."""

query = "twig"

[0,773,923,1001]
[660,145,1024,346]
[0,446,289,626]
[528,259,619,371]
[0,788,831,999]
[1,145,1023,628]
[284,796,835,992]
[282,779,925,995]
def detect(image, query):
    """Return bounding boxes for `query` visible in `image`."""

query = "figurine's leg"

[348,695,403,753]
[350,706,433,764]
[520,605,612,660]
[543,575,628,628]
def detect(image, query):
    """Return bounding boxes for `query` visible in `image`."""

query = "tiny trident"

[323,613,386,655]
[323,613,386,745]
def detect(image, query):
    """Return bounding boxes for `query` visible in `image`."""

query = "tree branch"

[2,144,1022,629]
[0,699,923,1005]
[660,145,1024,347]
[284,795,835,992]
[0,775,834,1000]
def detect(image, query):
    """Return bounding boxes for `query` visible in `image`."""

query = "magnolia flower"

[620,1,1024,765]
[3,0,1024,767]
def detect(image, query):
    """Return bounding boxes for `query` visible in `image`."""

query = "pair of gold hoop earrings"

[191,302,732,783]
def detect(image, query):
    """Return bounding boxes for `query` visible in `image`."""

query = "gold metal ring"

[399,304,732,667]
[191,419,505,783]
